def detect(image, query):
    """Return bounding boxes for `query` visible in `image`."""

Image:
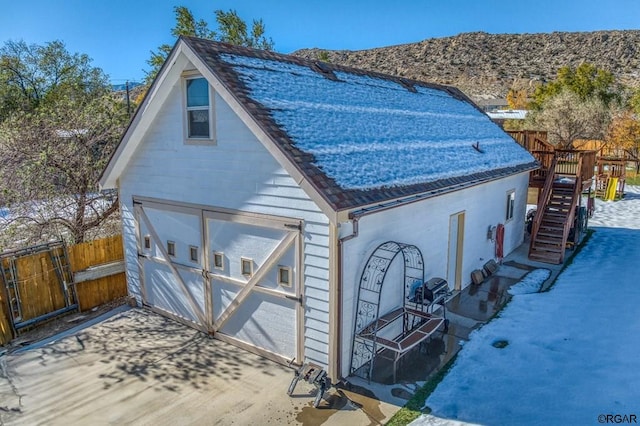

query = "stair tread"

[537,232,564,238]
[540,223,564,229]
[542,215,568,221]
[540,222,564,227]
[542,214,567,219]
[529,249,562,257]
[531,245,562,253]
[530,248,563,255]
[534,237,563,244]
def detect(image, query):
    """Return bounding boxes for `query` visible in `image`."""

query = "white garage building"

[100,36,537,381]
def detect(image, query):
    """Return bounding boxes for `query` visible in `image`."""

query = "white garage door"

[133,198,303,364]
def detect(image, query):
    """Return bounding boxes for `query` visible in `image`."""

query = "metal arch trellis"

[350,241,424,379]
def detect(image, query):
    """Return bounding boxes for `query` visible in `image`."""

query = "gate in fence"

[0,241,77,336]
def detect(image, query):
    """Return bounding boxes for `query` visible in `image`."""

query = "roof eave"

[337,162,539,221]
[99,41,189,189]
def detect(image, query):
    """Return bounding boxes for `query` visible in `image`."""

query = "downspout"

[335,216,359,381]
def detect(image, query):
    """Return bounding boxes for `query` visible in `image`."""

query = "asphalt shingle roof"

[182,36,538,212]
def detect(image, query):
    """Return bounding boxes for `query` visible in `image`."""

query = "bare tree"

[526,90,611,148]
[0,94,127,249]
[0,40,126,250]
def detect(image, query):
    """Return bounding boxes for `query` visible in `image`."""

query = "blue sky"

[2,0,639,84]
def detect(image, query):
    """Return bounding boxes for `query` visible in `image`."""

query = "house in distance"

[100,36,537,381]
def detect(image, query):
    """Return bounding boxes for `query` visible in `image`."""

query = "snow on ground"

[413,186,640,426]
[507,269,550,295]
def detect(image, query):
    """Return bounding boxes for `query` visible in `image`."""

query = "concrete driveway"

[0,308,400,426]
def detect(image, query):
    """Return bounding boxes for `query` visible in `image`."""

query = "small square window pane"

[144,236,151,249]
[167,241,176,257]
[213,252,224,269]
[188,110,210,138]
[186,78,209,107]
[241,258,253,276]
[278,267,291,286]
[190,246,198,262]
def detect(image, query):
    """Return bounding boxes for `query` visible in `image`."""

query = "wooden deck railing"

[599,146,640,163]
[507,130,553,153]
[529,149,595,189]
[578,150,596,183]
[562,160,584,262]
[529,156,558,258]
[553,150,595,188]
[530,151,555,181]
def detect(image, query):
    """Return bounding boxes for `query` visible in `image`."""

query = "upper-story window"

[506,190,516,222]
[185,77,213,140]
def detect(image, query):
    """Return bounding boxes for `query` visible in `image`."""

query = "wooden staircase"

[529,155,583,264]
[529,181,576,263]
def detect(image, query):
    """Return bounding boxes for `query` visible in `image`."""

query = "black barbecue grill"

[409,277,449,331]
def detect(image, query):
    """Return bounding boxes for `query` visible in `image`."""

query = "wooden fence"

[68,235,127,311]
[0,235,127,346]
[0,289,10,345]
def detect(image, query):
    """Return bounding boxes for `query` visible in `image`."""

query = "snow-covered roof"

[218,54,534,190]
[114,37,537,212]
[486,109,528,120]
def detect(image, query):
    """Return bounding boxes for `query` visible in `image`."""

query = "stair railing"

[559,154,584,262]
[529,156,558,258]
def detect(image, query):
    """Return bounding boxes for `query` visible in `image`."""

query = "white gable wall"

[339,172,529,378]
[118,76,331,367]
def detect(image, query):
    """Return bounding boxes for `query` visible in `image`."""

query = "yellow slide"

[605,177,619,201]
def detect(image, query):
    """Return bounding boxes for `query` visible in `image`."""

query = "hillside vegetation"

[294,30,640,100]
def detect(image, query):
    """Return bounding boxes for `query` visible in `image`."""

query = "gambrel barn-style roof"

[102,36,537,213]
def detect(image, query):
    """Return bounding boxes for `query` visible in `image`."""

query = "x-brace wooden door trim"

[211,231,298,331]
[137,204,207,325]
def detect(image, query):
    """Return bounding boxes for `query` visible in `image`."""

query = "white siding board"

[305,328,330,344]
[119,79,331,368]
[304,243,330,259]
[305,253,331,269]
[304,286,329,301]
[304,275,329,290]
[305,347,329,366]
[304,265,330,281]
[304,295,330,313]
[305,317,330,333]
[302,222,331,237]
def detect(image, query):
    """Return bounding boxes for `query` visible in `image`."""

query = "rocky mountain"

[293,30,640,101]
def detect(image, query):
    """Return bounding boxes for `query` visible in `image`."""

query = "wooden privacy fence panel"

[0,295,10,344]
[68,235,127,311]
[0,235,127,346]
[9,251,69,322]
